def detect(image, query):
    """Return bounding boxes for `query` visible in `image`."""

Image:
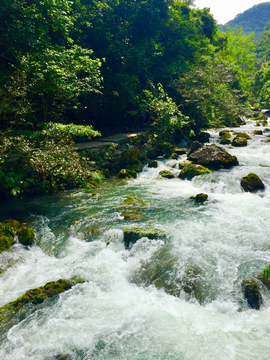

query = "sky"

[194,0,269,24]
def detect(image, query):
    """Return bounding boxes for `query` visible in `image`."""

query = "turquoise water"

[1,120,270,359]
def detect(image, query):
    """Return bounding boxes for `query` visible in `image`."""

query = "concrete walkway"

[75,132,146,150]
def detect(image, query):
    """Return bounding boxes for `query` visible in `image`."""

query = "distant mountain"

[220,2,270,37]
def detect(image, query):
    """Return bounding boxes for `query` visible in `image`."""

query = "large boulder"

[188,141,203,156]
[240,173,265,193]
[187,144,238,170]
[178,164,211,180]
[242,278,262,310]
[232,136,247,147]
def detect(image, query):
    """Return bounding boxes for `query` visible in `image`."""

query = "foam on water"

[1,120,270,359]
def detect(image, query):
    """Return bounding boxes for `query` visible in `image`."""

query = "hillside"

[221,2,270,37]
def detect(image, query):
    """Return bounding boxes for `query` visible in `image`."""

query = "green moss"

[179,164,211,180]
[122,196,148,207]
[123,227,166,249]
[17,226,35,246]
[0,278,81,326]
[0,234,15,253]
[118,169,137,179]
[232,132,251,140]
[169,153,179,160]
[2,219,20,231]
[240,173,265,192]
[219,130,231,139]
[253,130,263,135]
[159,170,175,179]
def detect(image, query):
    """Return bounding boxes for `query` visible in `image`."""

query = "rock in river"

[240,173,265,193]
[187,144,238,170]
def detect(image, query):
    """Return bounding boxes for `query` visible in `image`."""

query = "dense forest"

[0,0,270,199]
[221,2,270,37]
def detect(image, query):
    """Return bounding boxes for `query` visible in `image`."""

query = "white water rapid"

[1,119,270,359]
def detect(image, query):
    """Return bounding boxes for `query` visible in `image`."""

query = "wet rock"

[178,160,192,169]
[0,233,16,253]
[242,277,262,310]
[240,173,265,193]
[118,169,137,179]
[232,136,247,147]
[188,141,203,156]
[220,138,231,145]
[17,226,35,246]
[123,227,165,249]
[169,153,179,160]
[187,144,238,170]
[253,130,263,135]
[197,132,210,143]
[148,160,158,168]
[159,170,175,179]
[174,148,186,155]
[232,132,251,140]
[219,130,231,138]
[179,164,211,180]
[189,193,208,203]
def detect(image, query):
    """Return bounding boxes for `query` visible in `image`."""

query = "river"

[0,119,270,359]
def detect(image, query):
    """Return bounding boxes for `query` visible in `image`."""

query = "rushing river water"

[1,120,270,359]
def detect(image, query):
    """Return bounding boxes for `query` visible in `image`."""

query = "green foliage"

[135,83,188,143]
[177,59,251,131]
[263,265,270,280]
[253,62,270,108]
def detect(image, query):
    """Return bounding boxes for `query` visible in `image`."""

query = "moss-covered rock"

[178,160,192,169]
[190,193,208,203]
[0,278,82,326]
[159,170,175,179]
[126,159,143,173]
[187,144,238,170]
[232,136,247,147]
[148,160,158,168]
[240,173,265,193]
[262,119,268,126]
[232,132,251,140]
[242,277,262,310]
[118,169,137,179]
[219,130,231,139]
[17,226,35,246]
[253,130,263,135]
[123,227,165,249]
[179,164,211,180]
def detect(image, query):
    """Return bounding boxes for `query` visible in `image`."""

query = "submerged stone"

[242,277,262,310]
[187,144,238,170]
[182,265,204,304]
[240,173,265,193]
[122,196,148,207]
[179,164,210,180]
